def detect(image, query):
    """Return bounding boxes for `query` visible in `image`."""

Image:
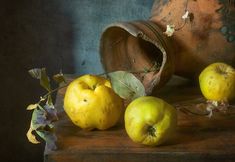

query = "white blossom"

[163,24,175,37]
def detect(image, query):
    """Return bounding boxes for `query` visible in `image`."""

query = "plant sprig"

[26,68,66,154]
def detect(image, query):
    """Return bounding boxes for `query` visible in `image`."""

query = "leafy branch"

[26,68,66,154]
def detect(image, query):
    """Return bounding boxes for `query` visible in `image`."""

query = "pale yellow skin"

[199,62,235,102]
[64,74,124,130]
[124,96,177,146]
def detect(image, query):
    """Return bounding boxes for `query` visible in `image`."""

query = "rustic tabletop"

[44,75,235,162]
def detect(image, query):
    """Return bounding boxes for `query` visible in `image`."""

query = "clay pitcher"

[100,21,175,94]
[150,0,235,78]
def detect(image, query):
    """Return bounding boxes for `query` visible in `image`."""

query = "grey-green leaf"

[31,104,58,131]
[28,68,42,79]
[28,104,58,151]
[36,130,57,153]
[40,68,51,91]
[28,68,51,91]
[108,71,146,100]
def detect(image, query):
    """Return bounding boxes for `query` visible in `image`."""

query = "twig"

[42,84,69,100]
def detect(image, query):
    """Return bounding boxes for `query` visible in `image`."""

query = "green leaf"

[53,73,66,84]
[108,71,146,100]
[40,68,51,91]
[28,68,42,79]
[28,68,51,91]
[27,104,38,110]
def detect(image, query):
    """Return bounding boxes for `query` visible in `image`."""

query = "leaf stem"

[41,84,69,101]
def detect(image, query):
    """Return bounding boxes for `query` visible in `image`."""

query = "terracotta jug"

[100,0,235,94]
[100,21,175,94]
[150,0,235,78]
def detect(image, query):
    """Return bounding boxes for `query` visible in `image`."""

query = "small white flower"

[163,24,175,37]
[182,11,189,20]
[211,100,218,107]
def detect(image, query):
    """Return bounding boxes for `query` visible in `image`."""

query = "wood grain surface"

[44,75,235,162]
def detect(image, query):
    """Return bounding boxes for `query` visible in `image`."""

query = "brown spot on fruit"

[208,80,212,85]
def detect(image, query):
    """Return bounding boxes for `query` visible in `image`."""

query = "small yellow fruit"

[199,62,235,102]
[64,74,124,130]
[124,96,177,146]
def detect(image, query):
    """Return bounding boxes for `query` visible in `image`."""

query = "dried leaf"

[27,104,38,110]
[163,24,175,37]
[26,125,40,144]
[53,73,66,84]
[108,71,146,100]
[28,68,51,91]
[28,68,42,79]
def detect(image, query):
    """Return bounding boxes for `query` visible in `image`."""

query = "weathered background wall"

[0,0,153,161]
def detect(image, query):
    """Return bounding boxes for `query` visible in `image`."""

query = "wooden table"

[44,76,235,162]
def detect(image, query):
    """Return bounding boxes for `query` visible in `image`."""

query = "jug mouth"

[99,21,175,94]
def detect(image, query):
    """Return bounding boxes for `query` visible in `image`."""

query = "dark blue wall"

[64,0,154,74]
[0,0,154,161]
[54,0,154,74]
